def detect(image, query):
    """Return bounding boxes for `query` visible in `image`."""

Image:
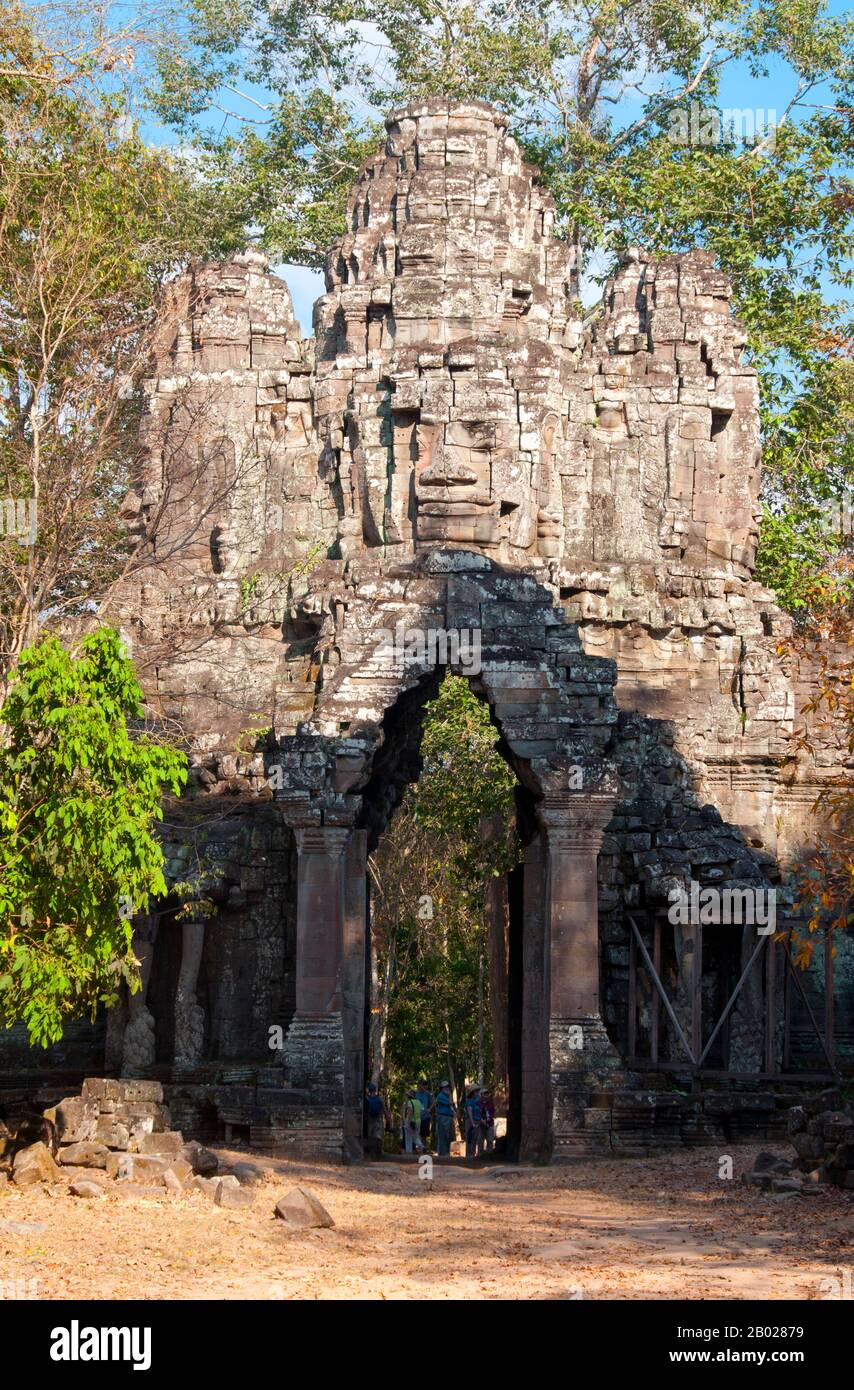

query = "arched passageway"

[272,553,625,1161]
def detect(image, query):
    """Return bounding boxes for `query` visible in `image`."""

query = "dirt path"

[1,1143,851,1300]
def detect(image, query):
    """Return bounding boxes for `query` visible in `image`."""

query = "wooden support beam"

[651,919,661,1065]
[764,933,777,1074]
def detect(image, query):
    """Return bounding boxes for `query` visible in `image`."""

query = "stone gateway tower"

[5,100,846,1159]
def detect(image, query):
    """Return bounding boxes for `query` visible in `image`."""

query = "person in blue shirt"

[432,1081,456,1157]
[465,1085,483,1159]
[364,1083,389,1157]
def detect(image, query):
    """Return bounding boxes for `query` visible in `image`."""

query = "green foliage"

[755,356,854,612]
[370,675,521,1103]
[0,628,187,1045]
[415,674,519,890]
[0,2,243,673]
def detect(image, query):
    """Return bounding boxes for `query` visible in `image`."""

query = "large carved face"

[383,349,562,557]
[413,395,529,548]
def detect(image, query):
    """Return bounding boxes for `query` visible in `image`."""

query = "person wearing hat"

[431,1081,456,1157]
[364,1082,390,1158]
[464,1085,483,1160]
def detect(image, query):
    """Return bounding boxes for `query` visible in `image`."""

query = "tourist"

[416,1077,433,1149]
[464,1084,483,1159]
[480,1088,496,1154]
[402,1087,424,1154]
[364,1083,388,1158]
[432,1081,456,1157]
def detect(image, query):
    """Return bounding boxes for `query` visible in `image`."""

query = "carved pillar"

[117,913,159,1077]
[284,824,350,1093]
[538,792,622,1157]
[173,914,206,1071]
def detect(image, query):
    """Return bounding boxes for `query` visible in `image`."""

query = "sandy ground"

[0,1143,851,1301]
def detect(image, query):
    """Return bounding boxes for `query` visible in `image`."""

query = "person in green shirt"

[402,1087,424,1154]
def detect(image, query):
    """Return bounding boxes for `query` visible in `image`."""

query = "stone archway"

[271,551,626,1160]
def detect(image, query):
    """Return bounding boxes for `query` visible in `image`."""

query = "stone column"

[174,914,206,1071]
[284,825,350,1093]
[538,792,622,1156]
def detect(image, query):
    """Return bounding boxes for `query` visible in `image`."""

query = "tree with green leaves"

[368,675,520,1114]
[0,1,236,686]
[0,627,187,1046]
[781,572,854,964]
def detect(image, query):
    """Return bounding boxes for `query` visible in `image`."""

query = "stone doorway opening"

[360,668,537,1162]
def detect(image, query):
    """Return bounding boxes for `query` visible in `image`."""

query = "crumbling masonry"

[2,100,850,1158]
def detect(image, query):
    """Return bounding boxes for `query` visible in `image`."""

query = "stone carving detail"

[173,917,206,1071]
[121,913,159,1077]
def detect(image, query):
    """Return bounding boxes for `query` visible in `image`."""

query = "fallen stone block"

[137,1131,184,1158]
[741,1171,772,1190]
[182,1141,218,1177]
[94,1116,130,1150]
[228,1161,265,1187]
[215,1179,255,1210]
[115,1153,170,1184]
[113,1183,166,1201]
[69,1178,107,1199]
[123,1102,172,1134]
[88,1078,162,1105]
[786,1106,806,1137]
[12,1141,61,1187]
[752,1151,790,1174]
[191,1175,219,1197]
[58,1141,108,1169]
[791,1132,825,1164]
[165,1158,193,1185]
[274,1187,334,1229]
[54,1097,99,1145]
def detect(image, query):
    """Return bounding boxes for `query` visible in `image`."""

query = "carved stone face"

[399,367,546,553]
